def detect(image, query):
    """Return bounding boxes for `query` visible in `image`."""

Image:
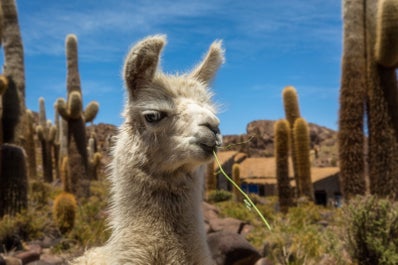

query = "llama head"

[122,35,224,173]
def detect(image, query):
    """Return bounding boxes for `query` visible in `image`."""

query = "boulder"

[3,256,21,265]
[207,231,261,265]
[254,257,274,265]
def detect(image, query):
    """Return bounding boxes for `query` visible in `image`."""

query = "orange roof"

[311,167,340,182]
[216,155,339,185]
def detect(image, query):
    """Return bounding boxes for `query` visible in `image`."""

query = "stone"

[207,231,261,265]
[14,250,40,264]
[254,257,274,265]
[3,256,21,265]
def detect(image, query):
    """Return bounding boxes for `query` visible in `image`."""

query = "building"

[212,151,341,205]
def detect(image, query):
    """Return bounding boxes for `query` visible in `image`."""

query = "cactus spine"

[293,118,313,201]
[232,163,242,202]
[274,119,293,213]
[338,0,367,199]
[282,86,301,197]
[56,34,99,198]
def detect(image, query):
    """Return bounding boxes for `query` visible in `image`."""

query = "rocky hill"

[222,120,338,167]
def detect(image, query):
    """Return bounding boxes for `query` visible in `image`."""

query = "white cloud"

[18,0,341,60]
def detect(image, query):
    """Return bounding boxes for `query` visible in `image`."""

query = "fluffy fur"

[70,35,224,265]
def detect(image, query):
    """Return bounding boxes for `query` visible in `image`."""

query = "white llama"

[71,35,224,265]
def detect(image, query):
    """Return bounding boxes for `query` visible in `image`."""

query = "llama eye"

[143,110,166,123]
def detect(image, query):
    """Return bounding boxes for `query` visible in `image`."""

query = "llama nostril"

[202,123,222,147]
[203,123,220,135]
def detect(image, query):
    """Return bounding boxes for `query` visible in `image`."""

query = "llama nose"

[204,123,223,147]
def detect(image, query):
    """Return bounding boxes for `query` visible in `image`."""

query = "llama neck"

[106,129,210,264]
[109,163,205,231]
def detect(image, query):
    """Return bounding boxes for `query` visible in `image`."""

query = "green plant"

[66,180,110,249]
[214,151,272,231]
[53,192,77,234]
[30,181,51,207]
[0,210,47,252]
[293,118,313,201]
[206,189,232,203]
[344,195,398,265]
[262,203,351,265]
[274,119,294,213]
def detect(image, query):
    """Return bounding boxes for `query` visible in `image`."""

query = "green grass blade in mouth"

[213,150,272,231]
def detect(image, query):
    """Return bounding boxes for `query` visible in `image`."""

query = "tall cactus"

[274,119,293,213]
[282,86,301,197]
[0,1,28,217]
[56,34,99,198]
[87,135,101,180]
[36,97,56,183]
[60,156,71,193]
[0,75,8,187]
[206,160,217,192]
[58,111,68,171]
[53,106,61,180]
[0,143,28,217]
[367,0,398,197]
[339,0,398,199]
[338,0,367,199]
[25,109,37,179]
[375,0,398,68]
[1,0,28,148]
[293,118,313,201]
[232,163,243,202]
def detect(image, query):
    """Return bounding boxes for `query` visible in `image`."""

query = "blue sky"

[1,0,342,135]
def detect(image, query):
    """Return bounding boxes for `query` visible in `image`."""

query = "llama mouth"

[199,143,218,154]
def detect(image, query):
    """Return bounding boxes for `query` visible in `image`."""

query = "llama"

[71,35,224,265]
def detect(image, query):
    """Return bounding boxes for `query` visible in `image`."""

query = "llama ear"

[123,35,166,93]
[190,40,225,85]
